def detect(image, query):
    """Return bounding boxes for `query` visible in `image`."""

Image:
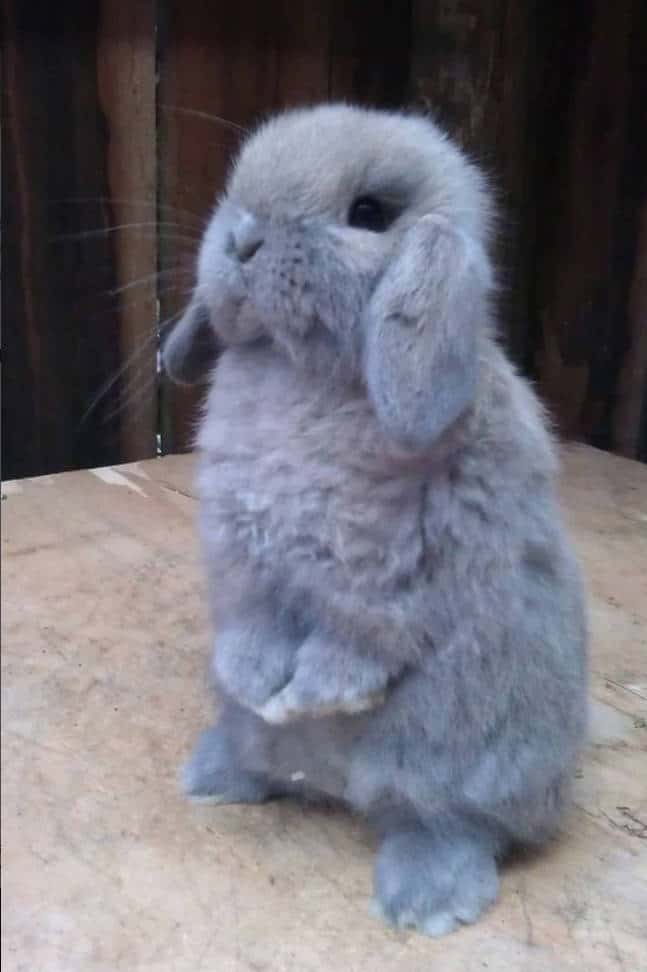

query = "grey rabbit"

[163,104,588,937]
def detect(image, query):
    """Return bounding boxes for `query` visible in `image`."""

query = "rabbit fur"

[164,104,588,937]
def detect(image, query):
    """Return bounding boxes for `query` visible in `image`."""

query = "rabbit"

[163,104,588,937]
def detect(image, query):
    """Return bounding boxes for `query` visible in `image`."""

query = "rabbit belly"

[195,347,587,842]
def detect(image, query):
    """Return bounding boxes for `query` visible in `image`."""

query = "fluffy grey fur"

[164,104,588,937]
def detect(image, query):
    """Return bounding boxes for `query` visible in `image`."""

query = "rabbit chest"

[196,345,426,596]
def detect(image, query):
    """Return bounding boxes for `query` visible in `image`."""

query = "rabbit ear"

[363,215,488,449]
[162,299,218,385]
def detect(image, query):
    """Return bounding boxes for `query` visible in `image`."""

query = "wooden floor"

[2,444,646,971]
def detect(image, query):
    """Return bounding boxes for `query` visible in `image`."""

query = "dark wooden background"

[3,0,646,479]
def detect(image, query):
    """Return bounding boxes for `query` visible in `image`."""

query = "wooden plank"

[1,1,120,478]
[612,183,647,461]
[157,1,332,453]
[494,0,536,369]
[530,0,647,456]
[408,0,534,365]
[328,0,413,107]
[96,0,158,463]
[2,444,646,969]
[265,2,333,107]
[408,1,505,151]
[1,1,158,478]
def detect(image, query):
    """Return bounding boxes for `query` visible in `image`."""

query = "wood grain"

[530,0,647,455]
[408,0,534,364]
[2,1,122,478]
[96,0,158,463]
[328,0,413,107]
[1,1,159,478]
[613,201,647,460]
[2,446,646,969]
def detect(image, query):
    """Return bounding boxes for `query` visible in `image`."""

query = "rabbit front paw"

[213,616,298,711]
[255,679,385,725]
[253,632,390,725]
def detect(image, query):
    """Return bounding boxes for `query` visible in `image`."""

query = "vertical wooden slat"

[607,0,647,461]
[494,0,536,368]
[96,0,157,463]
[616,0,647,462]
[268,2,333,106]
[408,0,534,364]
[157,1,332,453]
[328,0,413,107]
[530,0,646,453]
[1,1,157,479]
[408,1,505,145]
[613,202,647,459]
[2,2,120,478]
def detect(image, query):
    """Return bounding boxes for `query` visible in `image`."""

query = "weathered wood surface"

[2,444,646,971]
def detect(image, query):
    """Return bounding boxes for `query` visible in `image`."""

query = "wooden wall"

[3,0,646,478]
[3,2,157,477]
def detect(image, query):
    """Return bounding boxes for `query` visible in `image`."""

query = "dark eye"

[348,196,389,232]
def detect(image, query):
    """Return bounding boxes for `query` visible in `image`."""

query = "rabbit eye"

[348,196,389,232]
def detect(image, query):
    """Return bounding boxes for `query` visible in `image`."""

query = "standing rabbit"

[163,104,588,937]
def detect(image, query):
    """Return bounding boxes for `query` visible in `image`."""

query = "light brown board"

[2,444,646,970]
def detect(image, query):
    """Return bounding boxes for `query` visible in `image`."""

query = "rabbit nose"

[228,216,264,263]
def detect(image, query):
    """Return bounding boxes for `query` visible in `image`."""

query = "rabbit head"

[163,104,496,447]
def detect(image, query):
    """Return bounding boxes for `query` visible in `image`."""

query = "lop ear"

[363,215,489,449]
[162,299,218,385]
